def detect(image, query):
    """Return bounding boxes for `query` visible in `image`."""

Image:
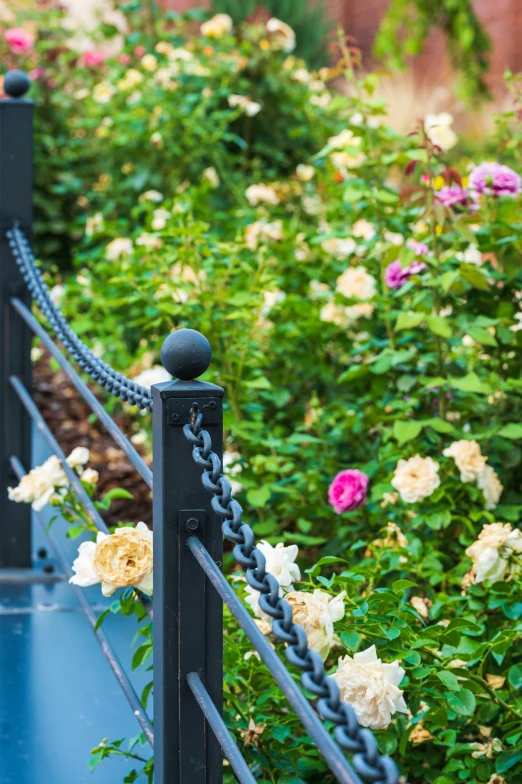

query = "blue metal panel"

[0,432,152,784]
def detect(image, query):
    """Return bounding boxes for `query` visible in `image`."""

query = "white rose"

[8,455,68,511]
[477,465,503,511]
[50,284,65,307]
[223,450,244,495]
[336,266,377,300]
[260,289,286,317]
[443,439,487,483]
[286,589,345,660]
[391,455,441,503]
[456,245,483,266]
[105,237,133,261]
[466,522,522,583]
[332,645,408,729]
[66,447,90,468]
[384,230,404,246]
[424,113,458,151]
[228,94,262,117]
[266,17,296,52]
[202,167,220,188]
[151,208,171,231]
[345,302,375,324]
[328,128,361,148]
[352,219,376,241]
[70,523,153,597]
[245,541,300,619]
[245,184,280,206]
[320,303,345,326]
[322,237,357,259]
[296,164,315,182]
[244,220,283,250]
[133,366,171,388]
[200,13,233,38]
[80,468,99,484]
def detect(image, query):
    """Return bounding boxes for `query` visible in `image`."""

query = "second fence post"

[0,71,33,569]
[153,328,224,784]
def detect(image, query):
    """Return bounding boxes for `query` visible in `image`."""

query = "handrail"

[8,225,153,411]
[9,455,154,747]
[10,297,153,489]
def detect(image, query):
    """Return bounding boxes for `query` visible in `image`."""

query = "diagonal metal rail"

[186,672,257,784]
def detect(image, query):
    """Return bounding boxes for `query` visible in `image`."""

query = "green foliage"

[374,0,492,101]
[210,0,332,69]
[6,5,522,783]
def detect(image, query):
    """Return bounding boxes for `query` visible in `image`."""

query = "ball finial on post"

[4,70,31,99]
[160,329,212,381]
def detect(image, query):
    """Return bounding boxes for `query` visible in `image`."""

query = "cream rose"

[391,455,441,503]
[70,522,153,597]
[245,183,280,206]
[477,465,503,510]
[244,220,283,250]
[228,94,262,117]
[322,237,357,259]
[200,13,233,38]
[424,113,458,151]
[332,645,408,729]
[245,541,300,619]
[132,366,171,387]
[105,237,133,261]
[336,266,377,299]
[8,447,89,512]
[266,17,296,52]
[466,522,522,584]
[286,589,346,660]
[352,219,376,241]
[443,439,487,482]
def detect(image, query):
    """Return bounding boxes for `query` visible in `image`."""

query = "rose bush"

[4,5,522,784]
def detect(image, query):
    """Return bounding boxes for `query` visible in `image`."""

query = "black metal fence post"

[0,71,33,569]
[153,329,224,784]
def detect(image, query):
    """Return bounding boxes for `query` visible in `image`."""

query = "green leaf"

[450,373,493,395]
[94,608,111,632]
[460,263,490,290]
[426,315,452,338]
[497,750,522,773]
[508,664,522,690]
[437,671,461,691]
[393,420,422,445]
[424,417,458,435]
[392,579,417,593]
[498,424,522,440]
[467,327,498,347]
[445,687,476,716]
[245,377,271,390]
[440,270,460,293]
[246,486,271,507]
[315,556,349,567]
[395,312,424,331]
[340,630,360,651]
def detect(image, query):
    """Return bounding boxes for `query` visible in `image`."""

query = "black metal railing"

[0,70,401,784]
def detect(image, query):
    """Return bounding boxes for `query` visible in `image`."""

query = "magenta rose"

[435,185,470,209]
[469,162,521,197]
[385,239,428,289]
[81,51,107,68]
[5,28,34,54]
[328,469,369,514]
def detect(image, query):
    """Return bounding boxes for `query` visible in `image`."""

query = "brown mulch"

[33,353,153,525]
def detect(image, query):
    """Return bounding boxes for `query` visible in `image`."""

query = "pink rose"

[328,469,369,514]
[134,45,146,57]
[80,51,107,68]
[119,53,131,66]
[5,28,34,54]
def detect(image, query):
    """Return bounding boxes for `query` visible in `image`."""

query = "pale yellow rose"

[443,439,487,482]
[391,455,440,503]
[93,523,153,596]
[336,266,377,300]
[466,522,522,583]
[286,589,345,660]
[200,13,233,38]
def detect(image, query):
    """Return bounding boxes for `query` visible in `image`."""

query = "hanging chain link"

[183,405,401,784]
[7,224,153,411]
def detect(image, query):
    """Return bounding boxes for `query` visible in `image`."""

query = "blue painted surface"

[0,432,153,784]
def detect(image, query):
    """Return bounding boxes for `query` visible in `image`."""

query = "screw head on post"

[4,70,31,99]
[160,328,212,381]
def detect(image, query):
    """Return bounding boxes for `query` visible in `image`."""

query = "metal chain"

[183,406,400,784]
[7,225,153,411]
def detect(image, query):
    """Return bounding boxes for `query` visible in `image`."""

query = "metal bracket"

[180,509,206,535]
[168,397,221,426]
